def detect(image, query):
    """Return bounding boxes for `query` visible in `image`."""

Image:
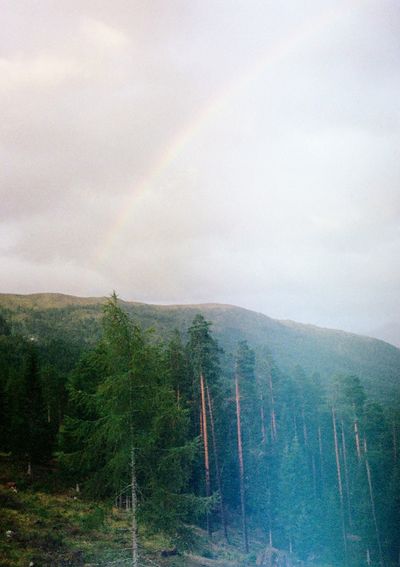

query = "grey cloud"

[1,0,399,339]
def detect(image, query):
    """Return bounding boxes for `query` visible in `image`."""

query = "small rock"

[161,547,179,557]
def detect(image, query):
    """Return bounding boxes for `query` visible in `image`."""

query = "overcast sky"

[1,0,399,339]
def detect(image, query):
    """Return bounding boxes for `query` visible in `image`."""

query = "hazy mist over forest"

[1,5,400,565]
[1,0,399,341]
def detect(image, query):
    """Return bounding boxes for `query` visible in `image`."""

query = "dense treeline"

[0,297,399,565]
[3,293,400,403]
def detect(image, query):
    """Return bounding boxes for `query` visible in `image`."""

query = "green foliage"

[1,295,399,564]
[0,320,52,462]
[187,314,221,384]
[59,294,205,538]
[277,438,317,559]
[2,292,400,401]
[0,312,11,336]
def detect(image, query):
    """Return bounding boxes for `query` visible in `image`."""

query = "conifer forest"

[1,294,399,566]
[3,0,400,565]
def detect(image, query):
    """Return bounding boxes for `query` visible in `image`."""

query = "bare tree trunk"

[131,446,138,567]
[293,412,298,441]
[200,373,211,535]
[268,370,277,441]
[260,394,267,445]
[301,407,308,447]
[266,476,273,550]
[332,407,348,565]
[235,371,249,553]
[311,453,318,498]
[206,383,228,542]
[341,420,353,528]
[364,438,384,567]
[353,405,362,461]
[318,424,324,491]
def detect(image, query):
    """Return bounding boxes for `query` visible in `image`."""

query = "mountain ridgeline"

[1,292,399,401]
[1,292,400,566]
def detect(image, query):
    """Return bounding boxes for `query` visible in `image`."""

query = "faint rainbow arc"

[94,2,360,266]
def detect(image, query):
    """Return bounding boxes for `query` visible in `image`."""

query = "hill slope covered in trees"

[1,293,399,566]
[0,292,399,401]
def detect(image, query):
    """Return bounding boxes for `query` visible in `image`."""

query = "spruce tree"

[60,294,200,550]
[7,342,51,470]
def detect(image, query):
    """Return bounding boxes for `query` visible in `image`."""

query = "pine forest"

[0,294,399,566]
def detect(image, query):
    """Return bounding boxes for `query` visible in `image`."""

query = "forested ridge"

[0,294,399,566]
[1,292,400,402]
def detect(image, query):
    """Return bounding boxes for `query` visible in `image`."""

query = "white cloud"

[81,19,131,50]
[0,55,81,90]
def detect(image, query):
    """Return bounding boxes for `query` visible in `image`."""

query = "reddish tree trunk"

[200,373,211,535]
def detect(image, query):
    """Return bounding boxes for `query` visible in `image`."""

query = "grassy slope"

[1,293,399,400]
[0,455,275,567]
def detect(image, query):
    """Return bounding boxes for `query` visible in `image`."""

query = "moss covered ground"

[0,456,254,567]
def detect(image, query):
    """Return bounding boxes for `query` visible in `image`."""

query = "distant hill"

[1,292,399,401]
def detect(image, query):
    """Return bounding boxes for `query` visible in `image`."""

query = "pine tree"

[187,315,222,533]
[235,365,248,553]
[0,314,12,451]
[6,342,51,472]
[276,437,317,559]
[234,340,258,552]
[206,382,228,541]
[166,329,191,405]
[332,406,348,564]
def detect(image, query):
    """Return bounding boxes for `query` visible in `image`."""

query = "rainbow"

[94,1,362,267]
